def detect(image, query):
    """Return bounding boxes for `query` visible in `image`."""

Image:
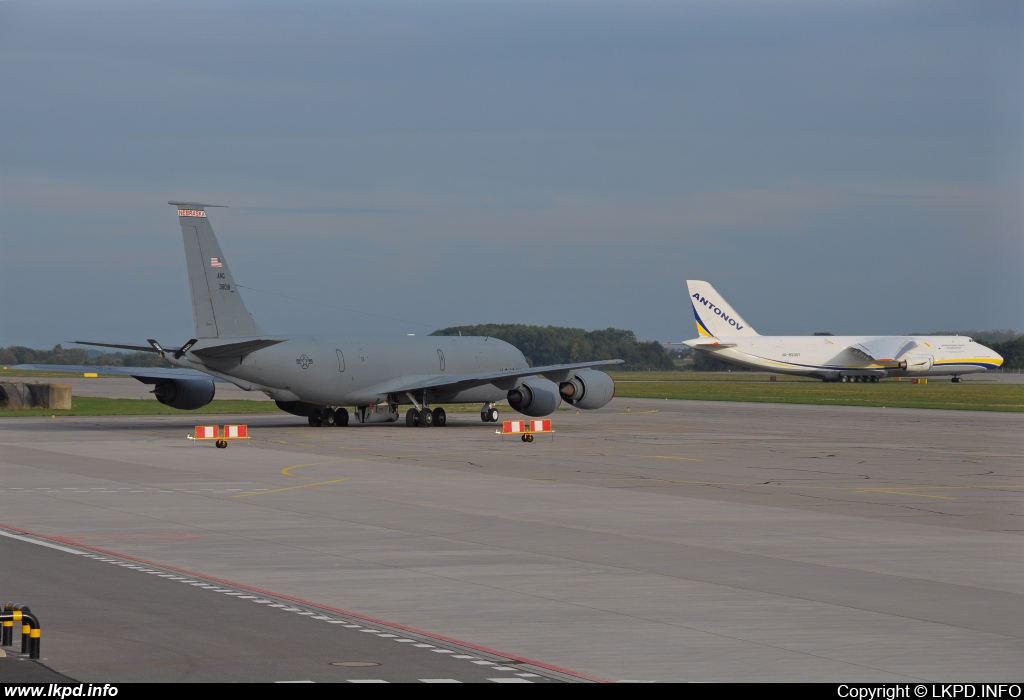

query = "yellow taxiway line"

[233,478,349,498]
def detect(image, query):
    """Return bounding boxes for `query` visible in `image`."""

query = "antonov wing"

[848,337,917,363]
[368,359,625,396]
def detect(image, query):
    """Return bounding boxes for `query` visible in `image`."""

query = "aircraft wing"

[7,364,226,383]
[375,359,625,396]
[848,337,917,363]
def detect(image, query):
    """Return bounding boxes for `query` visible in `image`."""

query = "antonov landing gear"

[952,376,963,383]
[840,375,881,383]
[480,404,499,423]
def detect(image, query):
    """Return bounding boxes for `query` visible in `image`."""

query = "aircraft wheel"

[432,407,446,427]
[419,408,434,427]
[952,376,962,384]
[481,412,489,422]
[308,413,322,427]
[335,407,349,426]
[406,408,419,427]
[321,408,336,427]
[488,407,499,422]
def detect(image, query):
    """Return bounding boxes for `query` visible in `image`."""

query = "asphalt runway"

[0,533,563,683]
[0,398,1021,682]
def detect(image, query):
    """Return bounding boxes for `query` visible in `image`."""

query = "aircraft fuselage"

[686,335,1003,380]
[175,335,530,406]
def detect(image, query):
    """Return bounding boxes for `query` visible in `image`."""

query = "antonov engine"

[558,369,615,410]
[151,377,216,410]
[507,378,562,417]
[900,355,934,373]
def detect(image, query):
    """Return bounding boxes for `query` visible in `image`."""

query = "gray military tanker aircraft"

[75,202,621,428]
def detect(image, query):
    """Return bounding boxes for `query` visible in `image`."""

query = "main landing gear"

[480,404,499,423]
[307,407,349,427]
[951,376,963,383]
[405,407,447,427]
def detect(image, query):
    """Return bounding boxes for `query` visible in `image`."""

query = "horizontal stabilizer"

[73,341,161,353]
[686,340,737,349]
[849,337,917,363]
[190,338,286,359]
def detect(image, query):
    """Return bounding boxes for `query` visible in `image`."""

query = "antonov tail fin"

[686,280,758,338]
[170,202,263,339]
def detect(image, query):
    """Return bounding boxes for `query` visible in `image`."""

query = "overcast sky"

[1,0,1021,350]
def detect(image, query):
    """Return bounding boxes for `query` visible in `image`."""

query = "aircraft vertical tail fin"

[686,280,758,338]
[170,202,263,339]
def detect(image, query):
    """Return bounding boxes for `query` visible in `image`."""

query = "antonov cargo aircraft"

[680,280,1002,383]
[75,203,621,427]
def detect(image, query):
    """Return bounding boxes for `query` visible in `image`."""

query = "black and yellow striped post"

[2,602,18,647]
[1,603,40,659]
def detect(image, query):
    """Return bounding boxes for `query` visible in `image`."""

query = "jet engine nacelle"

[507,378,561,417]
[900,355,934,373]
[558,369,615,410]
[151,378,215,410]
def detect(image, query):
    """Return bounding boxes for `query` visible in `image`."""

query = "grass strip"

[0,397,502,418]
[612,378,1023,411]
[2,371,1019,414]
[0,397,283,417]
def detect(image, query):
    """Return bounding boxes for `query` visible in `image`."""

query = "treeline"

[431,325,674,371]
[988,336,1024,370]
[0,344,169,368]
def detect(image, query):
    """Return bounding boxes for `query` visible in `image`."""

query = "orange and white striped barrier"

[499,419,554,443]
[223,424,248,439]
[188,425,250,448]
[193,425,220,440]
[502,420,527,435]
